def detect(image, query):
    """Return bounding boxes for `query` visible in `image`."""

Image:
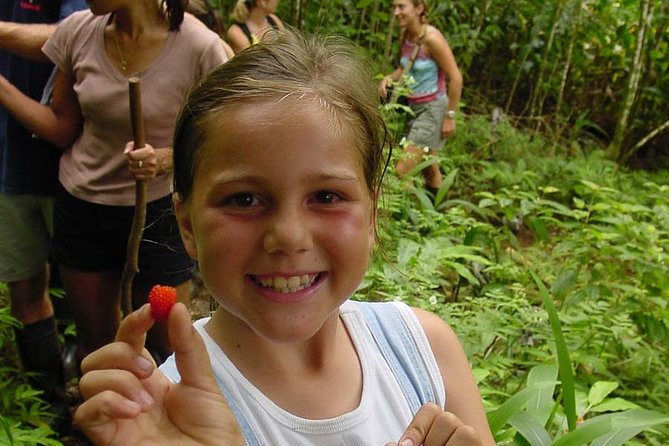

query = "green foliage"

[216,0,668,159]
[0,304,62,445]
[357,109,669,444]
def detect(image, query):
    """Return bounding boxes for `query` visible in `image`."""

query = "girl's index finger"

[168,303,220,393]
[115,304,155,352]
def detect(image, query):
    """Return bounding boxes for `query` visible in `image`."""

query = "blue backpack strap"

[353,301,437,412]
[214,377,261,446]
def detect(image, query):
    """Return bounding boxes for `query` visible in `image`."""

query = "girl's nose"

[263,206,313,255]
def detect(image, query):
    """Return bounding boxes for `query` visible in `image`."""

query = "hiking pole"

[120,77,147,316]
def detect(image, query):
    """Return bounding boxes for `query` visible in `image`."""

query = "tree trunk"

[382,12,397,72]
[555,0,584,114]
[609,0,653,161]
[621,119,669,164]
[528,0,564,121]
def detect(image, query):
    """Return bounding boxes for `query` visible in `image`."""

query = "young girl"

[74,30,494,446]
[378,0,462,195]
[226,0,283,53]
[0,0,227,365]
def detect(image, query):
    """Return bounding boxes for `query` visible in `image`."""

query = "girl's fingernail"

[137,389,154,408]
[400,439,414,446]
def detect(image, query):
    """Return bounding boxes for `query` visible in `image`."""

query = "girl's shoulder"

[423,25,447,45]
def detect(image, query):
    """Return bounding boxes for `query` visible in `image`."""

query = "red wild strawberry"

[148,285,177,321]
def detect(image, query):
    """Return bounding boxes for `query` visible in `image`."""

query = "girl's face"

[260,0,280,13]
[393,0,422,28]
[176,101,375,343]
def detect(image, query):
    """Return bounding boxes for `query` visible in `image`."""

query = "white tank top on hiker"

[160,300,446,445]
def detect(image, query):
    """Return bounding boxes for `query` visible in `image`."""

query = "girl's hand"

[74,303,244,446]
[385,403,483,446]
[125,142,159,180]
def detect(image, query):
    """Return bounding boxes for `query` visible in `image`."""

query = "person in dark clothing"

[0,0,87,435]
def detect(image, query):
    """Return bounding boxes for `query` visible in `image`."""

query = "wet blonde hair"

[173,29,390,205]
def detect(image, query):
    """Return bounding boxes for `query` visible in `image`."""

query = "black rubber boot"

[14,316,71,435]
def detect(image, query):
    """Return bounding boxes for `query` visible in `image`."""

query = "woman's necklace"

[112,30,134,71]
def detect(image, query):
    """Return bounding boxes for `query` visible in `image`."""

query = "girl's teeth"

[257,274,316,293]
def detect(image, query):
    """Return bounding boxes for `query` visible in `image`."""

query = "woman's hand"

[378,75,393,98]
[385,403,483,446]
[74,303,244,446]
[442,117,456,139]
[125,142,168,180]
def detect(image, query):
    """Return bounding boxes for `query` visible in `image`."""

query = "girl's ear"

[173,193,199,260]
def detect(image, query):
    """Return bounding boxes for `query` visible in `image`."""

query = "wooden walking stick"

[120,77,147,316]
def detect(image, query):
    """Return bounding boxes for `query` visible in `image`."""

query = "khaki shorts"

[0,193,54,282]
[406,95,448,151]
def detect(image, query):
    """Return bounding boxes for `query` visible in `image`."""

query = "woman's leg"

[396,143,427,177]
[423,148,443,190]
[59,265,121,368]
[397,144,442,190]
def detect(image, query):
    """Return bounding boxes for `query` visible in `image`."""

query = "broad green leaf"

[526,364,559,425]
[440,168,459,196]
[551,270,578,301]
[588,381,619,408]
[406,157,440,178]
[448,261,479,285]
[487,382,557,435]
[478,198,497,208]
[540,186,560,194]
[508,411,553,446]
[554,409,669,446]
[591,398,640,413]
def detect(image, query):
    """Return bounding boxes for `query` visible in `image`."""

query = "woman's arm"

[0,68,81,148]
[425,28,463,138]
[0,21,56,62]
[413,307,496,446]
[269,13,284,29]
[378,66,404,98]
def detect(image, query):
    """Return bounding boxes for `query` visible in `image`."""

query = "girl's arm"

[0,68,81,149]
[425,28,463,138]
[411,307,496,446]
[226,24,250,54]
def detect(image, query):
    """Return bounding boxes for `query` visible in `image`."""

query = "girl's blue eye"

[315,191,339,203]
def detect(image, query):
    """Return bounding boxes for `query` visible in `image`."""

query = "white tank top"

[160,300,446,445]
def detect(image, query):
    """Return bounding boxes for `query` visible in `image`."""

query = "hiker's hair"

[163,0,186,30]
[231,0,257,23]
